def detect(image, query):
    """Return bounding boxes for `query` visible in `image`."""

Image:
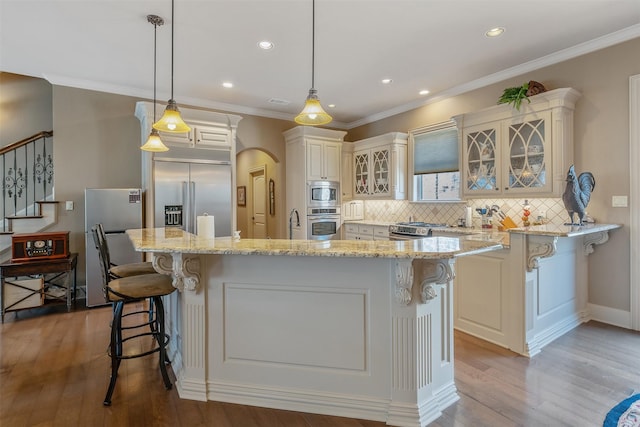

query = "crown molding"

[346,23,640,130]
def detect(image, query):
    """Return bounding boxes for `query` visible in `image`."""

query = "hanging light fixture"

[153,0,191,133]
[141,14,169,152]
[295,0,332,126]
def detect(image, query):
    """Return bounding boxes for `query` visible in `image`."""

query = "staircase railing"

[0,131,54,232]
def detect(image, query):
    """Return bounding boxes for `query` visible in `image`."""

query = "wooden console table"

[0,253,78,322]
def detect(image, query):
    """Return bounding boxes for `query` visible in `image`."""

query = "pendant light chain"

[153,18,158,122]
[152,0,191,133]
[293,0,332,126]
[171,0,175,100]
[311,0,315,90]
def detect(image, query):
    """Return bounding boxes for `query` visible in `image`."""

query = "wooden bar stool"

[91,226,176,406]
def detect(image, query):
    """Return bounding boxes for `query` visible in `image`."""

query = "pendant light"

[153,0,191,133]
[141,14,169,152]
[294,0,332,126]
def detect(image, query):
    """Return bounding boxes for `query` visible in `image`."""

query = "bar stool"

[94,223,156,279]
[91,226,176,406]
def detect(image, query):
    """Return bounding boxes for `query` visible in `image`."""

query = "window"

[409,122,460,201]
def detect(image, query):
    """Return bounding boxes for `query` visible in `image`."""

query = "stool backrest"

[91,225,111,300]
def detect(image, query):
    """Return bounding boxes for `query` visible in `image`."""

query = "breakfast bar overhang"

[126,228,505,427]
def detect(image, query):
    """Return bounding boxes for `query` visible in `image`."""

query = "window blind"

[413,126,458,174]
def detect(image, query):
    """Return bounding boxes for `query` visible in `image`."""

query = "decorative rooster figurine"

[562,165,595,225]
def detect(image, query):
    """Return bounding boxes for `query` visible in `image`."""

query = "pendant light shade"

[141,128,169,152]
[153,0,191,134]
[295,89,332,125]
[295,0,332,126]
[142,14,169,152]
[153,99,191,133]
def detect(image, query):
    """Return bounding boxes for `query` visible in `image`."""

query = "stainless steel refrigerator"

[153,158,232,236]
[84,188,143,307]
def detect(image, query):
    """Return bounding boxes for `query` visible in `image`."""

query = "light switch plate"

[65,201,74,211]
[612,195,628,207]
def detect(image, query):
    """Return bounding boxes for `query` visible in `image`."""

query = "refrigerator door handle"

[182,181,189,232]
[190,181,196,234]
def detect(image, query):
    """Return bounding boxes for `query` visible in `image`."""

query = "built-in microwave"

[308,181,340,207]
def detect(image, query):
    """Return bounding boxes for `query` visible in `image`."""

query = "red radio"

[11,231,70,262]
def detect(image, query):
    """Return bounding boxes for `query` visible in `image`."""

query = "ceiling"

[1,1,639,129]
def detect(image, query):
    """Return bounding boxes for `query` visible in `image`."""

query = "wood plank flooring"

[1,301,639,426]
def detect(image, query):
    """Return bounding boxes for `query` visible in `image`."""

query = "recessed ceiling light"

[258,40,274,50]
[328,104,336,108]
[381,78,393,84]
[222,82,233,88]
[419,89,430,96]
[485,27,505,37]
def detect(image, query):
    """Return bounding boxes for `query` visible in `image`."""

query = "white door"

[251,171,267,238]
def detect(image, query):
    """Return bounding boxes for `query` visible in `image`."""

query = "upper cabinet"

[158,124,232,150]
[341,143,354,201]
[283,126,346,183]
[135,102,242,152]
[352,132,407,200]
[453,88,581,198]
[307,139,342,181]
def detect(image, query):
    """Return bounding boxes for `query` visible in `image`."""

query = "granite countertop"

[507,223,621,236]
[126,228,505,260]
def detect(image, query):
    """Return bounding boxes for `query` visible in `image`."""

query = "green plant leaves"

[497,82,530,110]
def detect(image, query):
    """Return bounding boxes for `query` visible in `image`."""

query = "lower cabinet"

[343,223,389,240]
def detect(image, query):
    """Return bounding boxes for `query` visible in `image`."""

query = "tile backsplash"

[360,198,570,228]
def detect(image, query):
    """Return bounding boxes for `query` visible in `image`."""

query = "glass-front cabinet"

[352,132,407,200]
[456,88,580,198]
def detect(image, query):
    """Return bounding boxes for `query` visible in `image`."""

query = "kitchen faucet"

[289,208,300,239]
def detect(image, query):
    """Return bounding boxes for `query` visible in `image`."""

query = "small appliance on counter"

[11,231,70,262]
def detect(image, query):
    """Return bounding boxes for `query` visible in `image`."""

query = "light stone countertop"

[126,228,505,260]
[507,223,621,236]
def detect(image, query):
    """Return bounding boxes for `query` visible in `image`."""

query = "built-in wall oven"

[308,181,340,208]
[307,207,340,240]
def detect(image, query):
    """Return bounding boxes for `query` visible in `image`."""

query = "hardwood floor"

[1,300,639,427]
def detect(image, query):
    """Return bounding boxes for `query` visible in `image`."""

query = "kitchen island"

[435,223,620,357]
[126,228,504,427]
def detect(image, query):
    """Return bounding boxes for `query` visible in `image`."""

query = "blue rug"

[604,394,640,427]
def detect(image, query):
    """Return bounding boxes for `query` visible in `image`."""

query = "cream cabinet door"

[307,140,341,181]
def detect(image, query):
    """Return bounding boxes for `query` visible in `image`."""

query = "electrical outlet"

[538,210,546,219]
[65,201,74,211]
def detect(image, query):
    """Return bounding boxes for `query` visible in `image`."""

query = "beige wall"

[349,37,640,312]
[52,86,143,282]
[0,72,53,145]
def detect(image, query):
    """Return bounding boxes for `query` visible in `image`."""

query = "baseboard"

[207,380,389,424]
[588,303,632,329]
[526,313,584,357]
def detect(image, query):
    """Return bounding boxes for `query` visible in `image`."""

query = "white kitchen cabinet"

[159,124,231,150]
[353,132,407,200]
[307,139,342,181]
[284,126,346,182]
[342,200,364,221]
[341,143,354,201]
[284,127,347,239]
[343,222,389,240]
[453,88,580,198]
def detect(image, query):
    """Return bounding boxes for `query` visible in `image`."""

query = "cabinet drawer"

[358,225,373,235]
[344,223,359,233]
[373,226,389,238]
